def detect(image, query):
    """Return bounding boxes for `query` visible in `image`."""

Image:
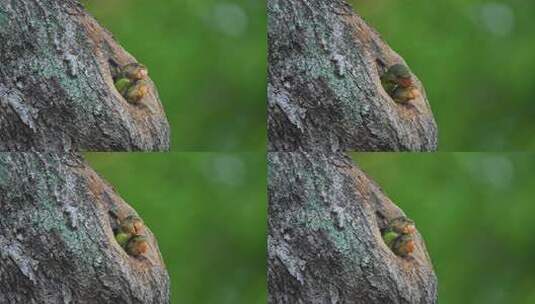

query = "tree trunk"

[0,152,170,303]
[0,1,170,300]
[268,152,437,303]
[268,0,438,151]
[0,0,170,151]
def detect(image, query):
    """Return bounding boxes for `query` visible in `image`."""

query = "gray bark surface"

[268,152,437,303]
[0,153,170,303]
[268,0,438,151]
[0,0,170,151]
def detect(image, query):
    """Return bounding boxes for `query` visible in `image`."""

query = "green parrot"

[125,235,149,257]
[380,64,419,104]
[391,234,415,257]
[121,63,148,81]
[125,80,150,104]
[119,215,144,236]
[114,214,145,252]
[388,217,416,235]
[113,62,150,104]
[382,216,417,257]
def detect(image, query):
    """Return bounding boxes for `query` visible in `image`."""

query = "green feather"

[381,74,397,95]
[114,78,132,96]
[382,231,399,248]
[115,232,131,248]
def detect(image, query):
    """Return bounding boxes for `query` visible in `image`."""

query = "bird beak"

[399,78,412,87]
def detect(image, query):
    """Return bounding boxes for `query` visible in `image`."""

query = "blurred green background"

[354,0,535,151]
[86,153,267,304]
[354,153,535,303]
[82,0,266,151]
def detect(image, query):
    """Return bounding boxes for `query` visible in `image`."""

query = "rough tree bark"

[0,1,171,301]
[268,152,437,303]
[0,0,170,151]
[0,153,170,303]
[268,0,438,151]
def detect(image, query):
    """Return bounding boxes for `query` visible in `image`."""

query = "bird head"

[389,216,416,235]
[123,63,148,81]
[120,215,144,235]
[388,64,412,88]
